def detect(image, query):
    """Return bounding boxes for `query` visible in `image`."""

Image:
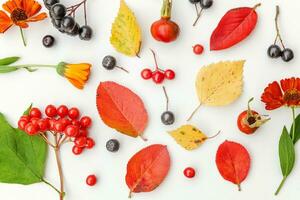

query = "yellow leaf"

[196,60,245,106]
[168,125,207,150]
[110,0,142,57]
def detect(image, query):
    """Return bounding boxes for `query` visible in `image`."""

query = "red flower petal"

[280,77,300,92]
[0,10,12,33]
[261,81,284,110]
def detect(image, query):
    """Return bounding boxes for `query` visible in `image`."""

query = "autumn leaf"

[216,140,251,191]
[168,124,219,150]
[126,144,170,198]
[96,81,148,139]
[210,3,261,50]
[188,60,244,121]
[110,0,142,57]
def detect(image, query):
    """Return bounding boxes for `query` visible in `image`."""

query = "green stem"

[9,64,57,68]
[292,107,296,141]
[19,28,27,47]
[275,176,287,195]
[42,179,61,195]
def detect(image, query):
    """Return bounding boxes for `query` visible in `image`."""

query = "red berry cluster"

[141,49,175,84]
[18,105,95,155]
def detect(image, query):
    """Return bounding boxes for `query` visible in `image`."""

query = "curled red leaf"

[96,81,148,138]
[215,140,251,191]
[126,144,171,197]
[210,3,260,51]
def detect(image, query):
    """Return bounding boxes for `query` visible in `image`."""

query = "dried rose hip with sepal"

[237,98,270,134]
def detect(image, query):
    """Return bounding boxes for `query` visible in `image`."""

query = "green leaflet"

[0,66,19,73]
[0,57,20,65]
[0,113,48,185]
[290,113,300,144]
[279,126,295,177]
[23,104,32,115]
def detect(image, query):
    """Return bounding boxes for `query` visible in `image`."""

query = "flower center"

[283,89,300,102]
[10,8,27,23]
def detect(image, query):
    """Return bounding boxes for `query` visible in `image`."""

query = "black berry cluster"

[267,6,294,62]
[44,0,93,40]
[189,0,213,26]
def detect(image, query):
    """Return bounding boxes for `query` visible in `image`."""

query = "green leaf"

[0,66,19,73]
[23,104,33,116]
[0,57,20,65]
[0,113,48,185]
[290,113,300,144]
[279,126,295,177]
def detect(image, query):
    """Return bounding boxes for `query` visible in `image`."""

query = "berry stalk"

[274,5,285,49]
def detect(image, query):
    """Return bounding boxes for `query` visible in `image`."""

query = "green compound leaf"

[0,112,48,185]
[0,57,20,65]
[279,126,295,177]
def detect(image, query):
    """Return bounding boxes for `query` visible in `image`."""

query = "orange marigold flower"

[261,77,300,110]
[56,62,92,90]
[0,0,47,45]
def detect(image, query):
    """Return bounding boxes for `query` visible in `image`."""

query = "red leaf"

[96,81,148,138]
[210,4,261,51]
[215,140,251,191]
[126,144,171,197]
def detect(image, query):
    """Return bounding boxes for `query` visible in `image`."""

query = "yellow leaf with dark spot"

[168,124,207,150]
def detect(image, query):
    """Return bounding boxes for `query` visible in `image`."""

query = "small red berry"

[72,145,83,155]
[57,105,68,118]
[86,138,95,149]
[18,119,28,130]
[152,70,165,84]
[68,107,80,119]
[75,136,87,148]
[45,105,57,117]
[20,115,30,122]
[164,69,175,80]
[48,119,57,131]
[38,119,49,132]
[71,120,81,127]
[141,68,153,80]
[60,118,71,127]
[25,123,39,135]
[53,121,65,132]
[79,129,89,137]
[29,108,42,118]
[80,116,92,128]
[30,117,40,126]
[184,167,196,178]
[193,44,204,55]
[65,125,79,137]
[86,175,97,186]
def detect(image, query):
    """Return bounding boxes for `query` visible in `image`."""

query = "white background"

[0,0,300,200]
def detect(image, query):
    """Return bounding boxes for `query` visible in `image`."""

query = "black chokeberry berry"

[44,0,59,10]
[50,4,66,20]
[42,35,55,47]
[281,48,294,62]
[79,26,93,41]
[106,139,120,152]
[61,16,76,32]
[267,45,282,58]
[189,0,201,4]
[66,23,80,36]
[161,111,175,125]
[102,56,116,70]
[200,0,213,9]
[51,18,62,29]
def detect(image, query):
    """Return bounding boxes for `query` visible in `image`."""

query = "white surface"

[0,0,300,199]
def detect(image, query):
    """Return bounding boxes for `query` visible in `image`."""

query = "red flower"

[261,77,300,110]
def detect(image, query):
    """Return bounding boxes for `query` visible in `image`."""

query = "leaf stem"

[187,104,202,121]
[275,176,287,195]
[274,5,285,49]
[41,179,61,195]
[292,107,296,141]
[19,28,27,47]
